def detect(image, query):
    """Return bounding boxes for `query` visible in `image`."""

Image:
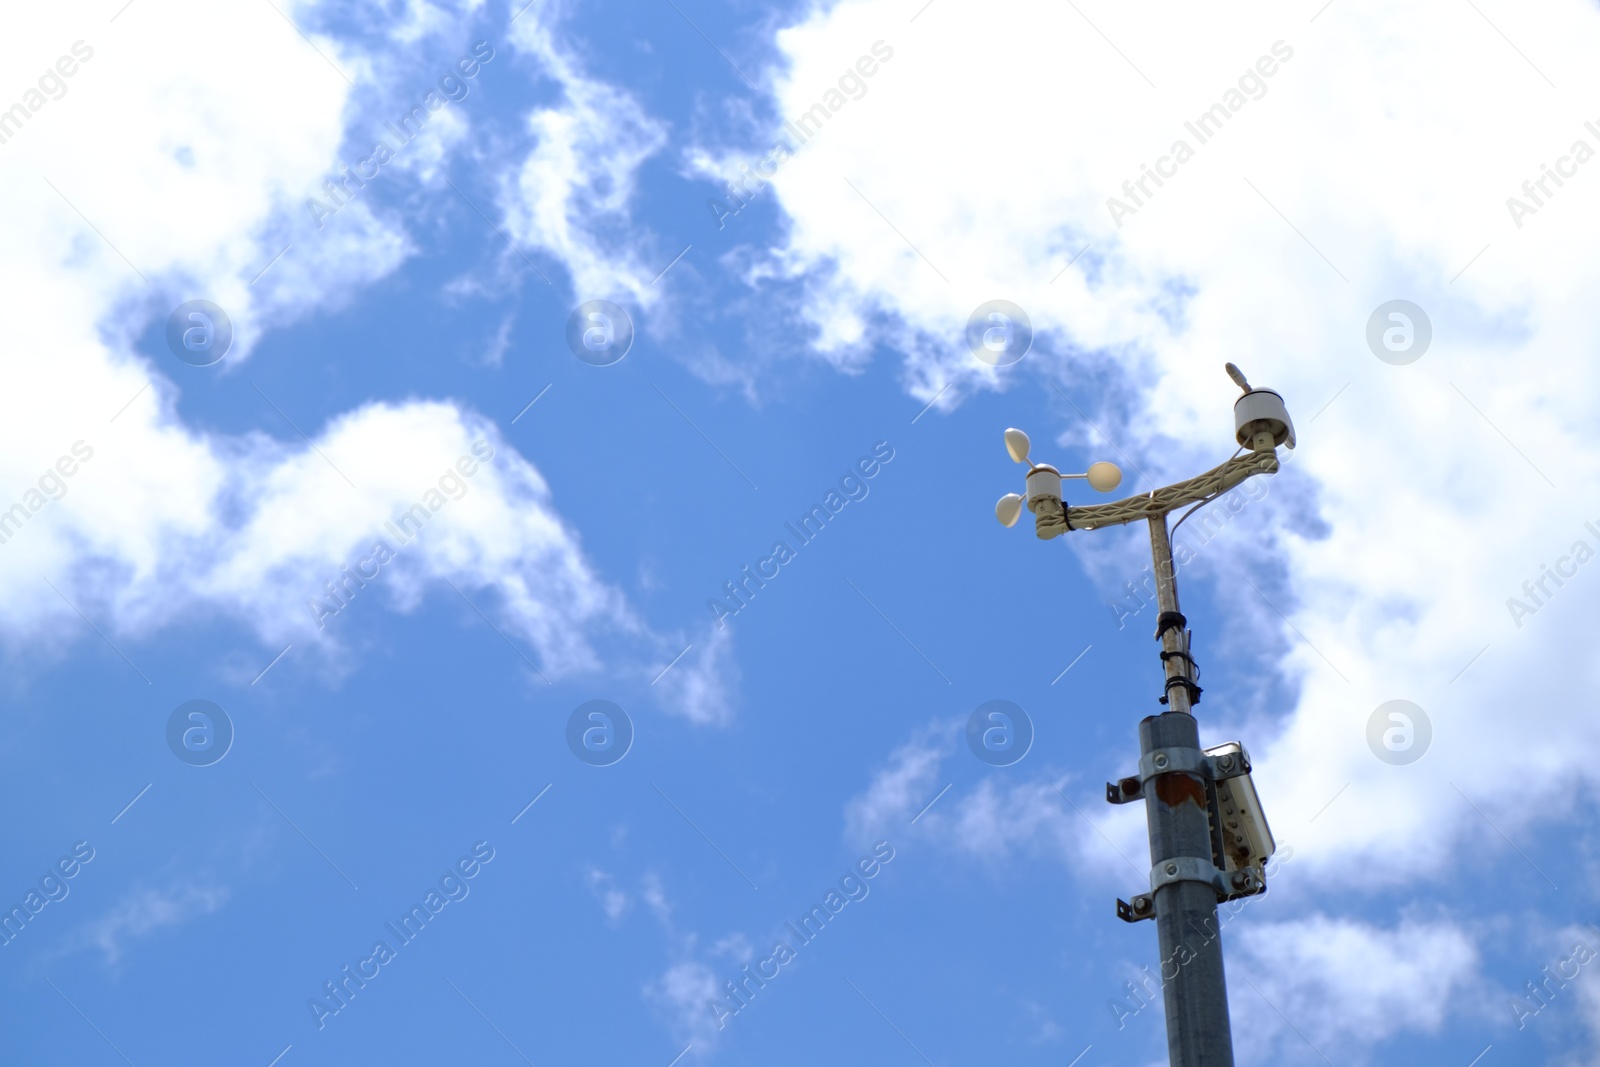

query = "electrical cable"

[1168,445,1246,541]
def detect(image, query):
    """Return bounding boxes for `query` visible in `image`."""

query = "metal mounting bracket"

[1106,775,1143,805]
[1151,856,1230,895]
[1105,744,1252,804]
[1117,859,1266,921]
[1116,894,1155,923]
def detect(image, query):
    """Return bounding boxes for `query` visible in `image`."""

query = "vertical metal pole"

[1142,514,1234,1066]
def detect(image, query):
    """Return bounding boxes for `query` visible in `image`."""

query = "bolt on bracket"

[1116,893,1156,923]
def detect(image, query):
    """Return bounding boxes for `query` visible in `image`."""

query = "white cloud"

[61,881,230,969]
[843,722,950,842]
[501,0,672,304]
[22,403,638,678]
[843,722,1150,886]
[586,868,632,924]
[0,2,734,720]
[637,870,733,1058]
[644,957,725,1054]
[385,0,490,47]
[652,625,741,727]
[1231,915,1481,1061]
[1019,998,1065,1045]
[640,871,674,926]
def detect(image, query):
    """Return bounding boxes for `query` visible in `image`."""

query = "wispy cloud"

[59,881,230,969]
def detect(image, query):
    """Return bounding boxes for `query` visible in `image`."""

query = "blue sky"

[4,1,1600,1065]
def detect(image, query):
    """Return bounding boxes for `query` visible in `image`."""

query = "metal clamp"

[1117,860,1266,922]
[1140,745,1209,781]
[1106,745,1207,804]
[1106,745,1252,804]
[1150,856,1227,894]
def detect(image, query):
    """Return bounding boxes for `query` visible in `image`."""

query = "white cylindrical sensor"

[1233,389,1295,450]
[1025,464,1063,514]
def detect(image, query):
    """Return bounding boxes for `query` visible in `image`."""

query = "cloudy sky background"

[3,0,1599,1064]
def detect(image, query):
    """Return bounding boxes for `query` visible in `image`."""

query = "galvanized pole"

[1141,513,1234,1066]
